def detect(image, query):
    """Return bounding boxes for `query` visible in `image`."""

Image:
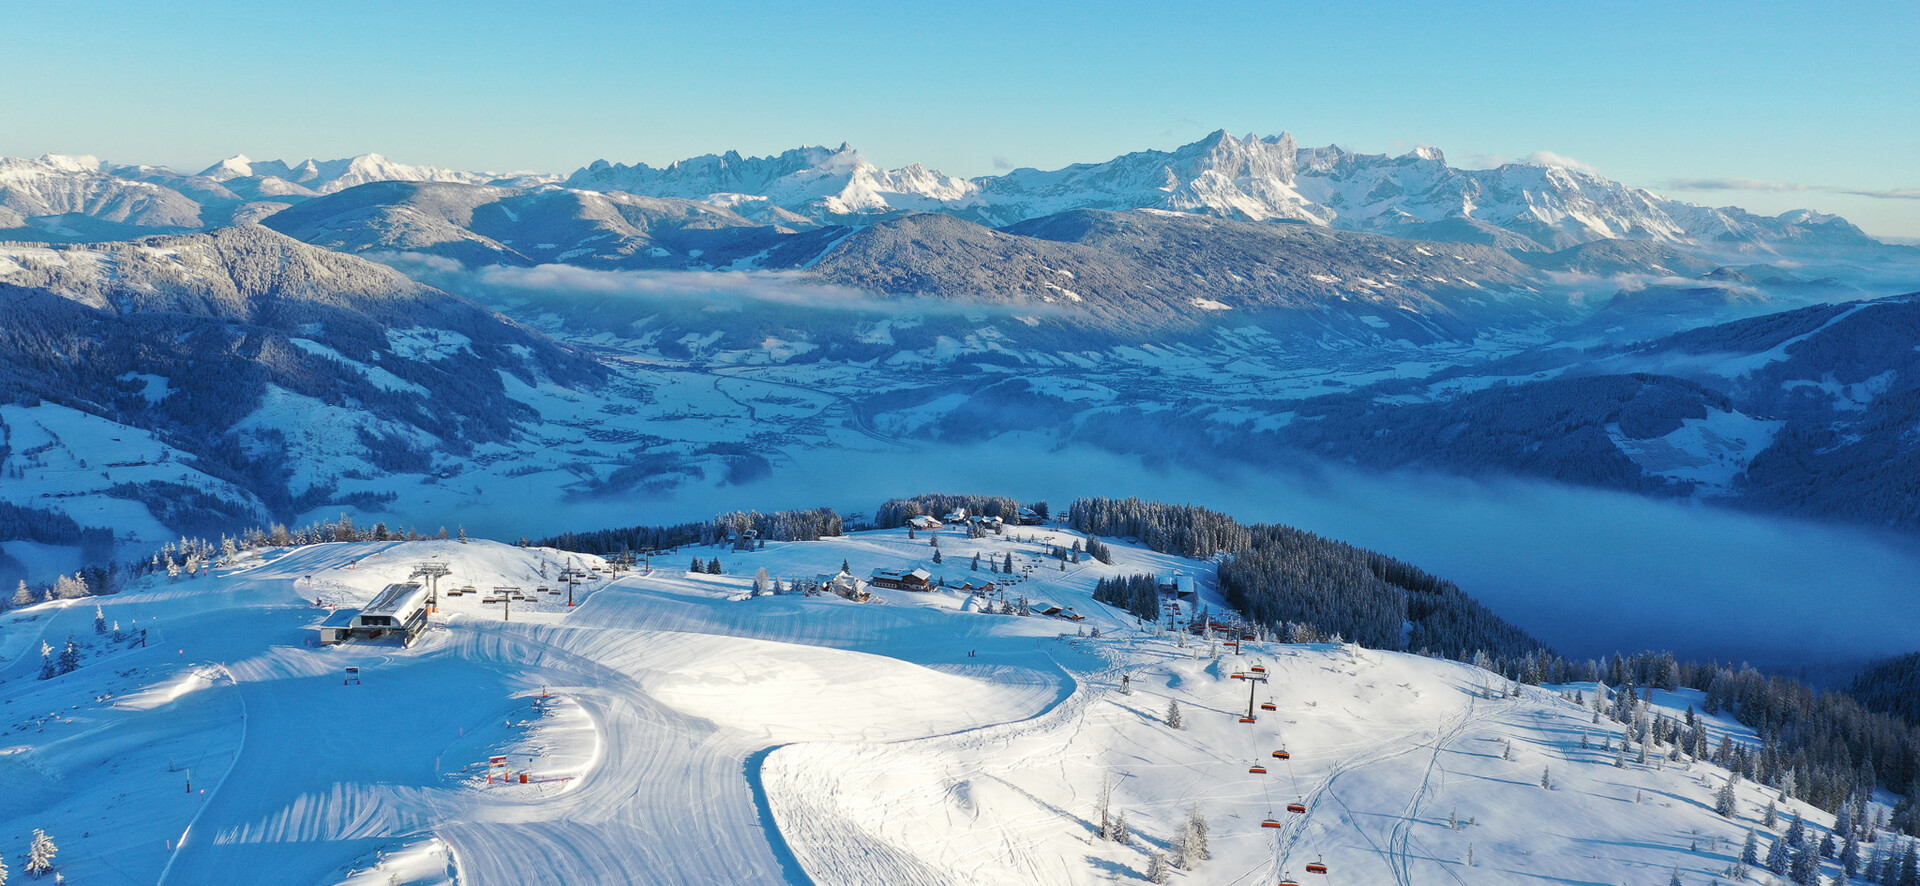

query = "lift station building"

[317,582,432,646]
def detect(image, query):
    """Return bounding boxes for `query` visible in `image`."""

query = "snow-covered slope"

[260,181,771,268]
[0,531,1883,885]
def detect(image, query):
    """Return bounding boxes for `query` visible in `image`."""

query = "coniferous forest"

[1068,496,1539,659]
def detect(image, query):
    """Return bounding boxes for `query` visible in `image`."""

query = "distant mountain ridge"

[0,152,558,240]
[0,132,1886,257]
[561,130,1882,253]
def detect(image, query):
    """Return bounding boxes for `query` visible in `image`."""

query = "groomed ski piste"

[0,524,1867,885]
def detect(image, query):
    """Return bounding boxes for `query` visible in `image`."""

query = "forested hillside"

[0,227,603,541]
[1067,496,1543,659]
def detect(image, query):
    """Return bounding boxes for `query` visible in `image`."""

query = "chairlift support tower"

[1233,669,1269,721]
[411,561,452,612]
[485,587,520,621]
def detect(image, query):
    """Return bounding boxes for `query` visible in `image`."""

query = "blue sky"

[4,1,1915,236]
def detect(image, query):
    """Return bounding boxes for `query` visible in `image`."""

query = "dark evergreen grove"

[537,521,707,556]
[1068,496,1538,660]
[875,494,1024,528]
[538,507,844,555]
[1092,574,1160,621]
[1850,653,1920,727]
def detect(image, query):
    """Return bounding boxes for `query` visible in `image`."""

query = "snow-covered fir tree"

[1793,841,1822,883]
[24,829,55,875]
[57,635,81,674]
[1767,834,1790,874]
[1178,806,1209,868]
[1165,699,1182,730]
[1716,777,1740,817]
[51,572,87,599]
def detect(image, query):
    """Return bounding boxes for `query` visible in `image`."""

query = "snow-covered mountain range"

[0,152,556,240]
[561,130,1879,252]
[0,132,1887,256]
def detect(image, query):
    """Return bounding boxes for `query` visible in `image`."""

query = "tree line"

[538,507,844,556]
[876,494,1024,528]
[1068,496,1539,659]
